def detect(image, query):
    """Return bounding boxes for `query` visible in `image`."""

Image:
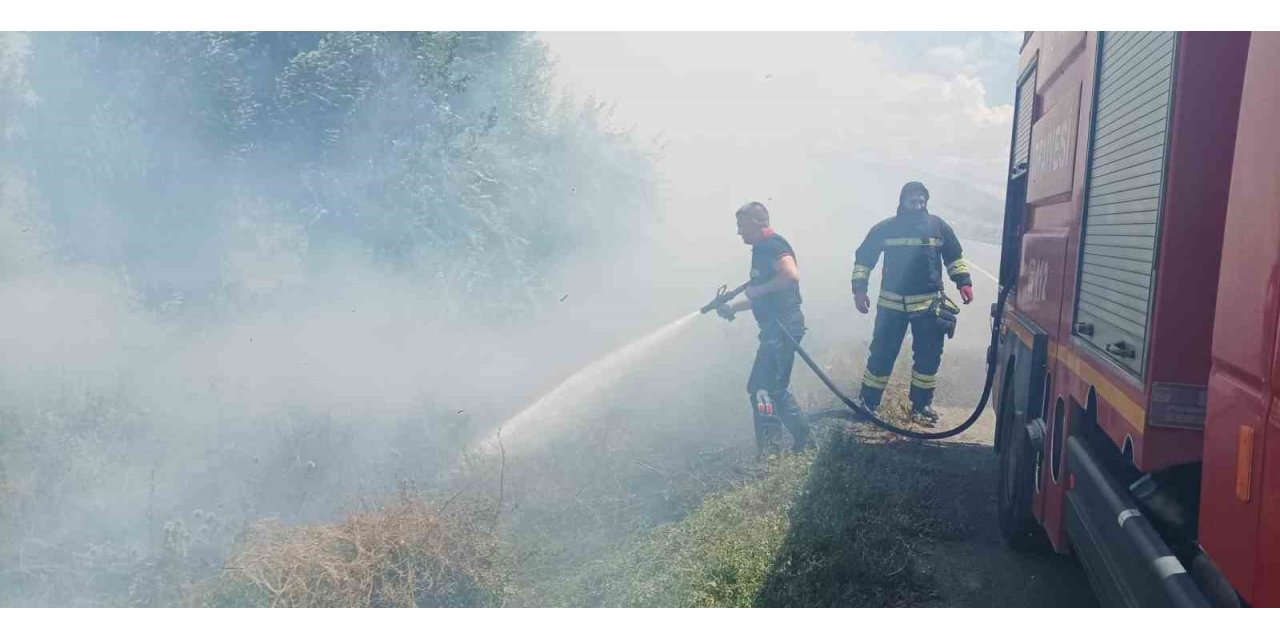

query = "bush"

[201,496,507,607]
[0,31,655,606]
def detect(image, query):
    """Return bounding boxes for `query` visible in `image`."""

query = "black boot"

[772,389,812,453]
[910,405,940,425]
[752,391,785,459]
[791,434,815,453]
[755,419,785,458]
[853,395,881,419]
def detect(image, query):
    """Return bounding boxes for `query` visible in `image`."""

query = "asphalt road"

[932,239,1002,445]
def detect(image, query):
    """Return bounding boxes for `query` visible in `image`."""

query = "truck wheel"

[997,383,1049,551]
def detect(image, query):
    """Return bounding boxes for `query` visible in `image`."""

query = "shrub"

[202,496,507,607]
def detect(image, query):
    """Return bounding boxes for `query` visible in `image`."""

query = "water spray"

[477,275,1005,458]
[479,311,701,452]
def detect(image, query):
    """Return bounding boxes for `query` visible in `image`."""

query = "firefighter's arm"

[851,227,883,295]
[745,255,799,300]
[715,297,751,321]
[939,220,974,303]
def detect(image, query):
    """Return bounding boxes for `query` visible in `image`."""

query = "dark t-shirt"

[750,233,803,327]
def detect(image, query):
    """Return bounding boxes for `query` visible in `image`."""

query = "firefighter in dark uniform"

[716,201,812,454]
[851,181,974,423]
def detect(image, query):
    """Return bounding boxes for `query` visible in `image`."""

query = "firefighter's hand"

[855,291,871,315]
[959,285,974,305]
[715,304,736,322]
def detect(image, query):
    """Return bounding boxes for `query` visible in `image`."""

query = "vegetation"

[2,32,655,314]
[537,414,971,607]
[0,32,1048,609]
[201,494,508,607]
[0,31,655,606]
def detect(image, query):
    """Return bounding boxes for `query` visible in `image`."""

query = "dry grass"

[204,496,507,607]
[796,334,944,443]
[554,417,964,607]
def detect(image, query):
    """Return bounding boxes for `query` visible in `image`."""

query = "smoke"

[540,32,1016,269]
[540,31,1017,357]
[0,32,1018,606]
[0,32,670,605]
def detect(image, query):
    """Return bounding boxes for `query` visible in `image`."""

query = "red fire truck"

[992,31,1280,606]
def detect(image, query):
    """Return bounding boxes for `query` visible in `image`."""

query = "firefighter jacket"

[851,210,972,313]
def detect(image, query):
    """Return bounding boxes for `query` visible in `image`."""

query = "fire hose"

[702,281,1011,440]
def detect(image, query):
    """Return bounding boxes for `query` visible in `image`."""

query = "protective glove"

[959,284,974,305]
[937,306,958,339]
[716,304,736,322]
[933,295,961,339]
[855,291,871,315]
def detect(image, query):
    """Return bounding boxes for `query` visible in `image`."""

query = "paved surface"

[933,239,1002,445]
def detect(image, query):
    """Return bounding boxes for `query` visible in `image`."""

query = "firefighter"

[851,181,974,424]
[716,201,812,455]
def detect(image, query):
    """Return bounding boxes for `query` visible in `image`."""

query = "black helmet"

[899,181,930,203]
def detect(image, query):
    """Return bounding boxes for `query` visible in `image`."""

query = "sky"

[536,32,1023,304]
[539,32,1022,201]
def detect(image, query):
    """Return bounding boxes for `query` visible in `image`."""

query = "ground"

[797,240,1096,606]
[194,240,1102,608]
[884,431,1096,607]
[524,405,1097,607]
[598,239,1101,607]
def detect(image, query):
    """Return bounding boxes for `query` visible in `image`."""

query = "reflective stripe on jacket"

[850,210,973,297]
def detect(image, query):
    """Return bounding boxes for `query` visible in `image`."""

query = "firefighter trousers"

[858,306,945,410]
[747,315,811,453]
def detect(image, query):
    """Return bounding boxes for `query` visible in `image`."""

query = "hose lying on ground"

[776,285,1010,441]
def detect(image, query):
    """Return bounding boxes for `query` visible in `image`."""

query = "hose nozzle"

[700,281,749,314]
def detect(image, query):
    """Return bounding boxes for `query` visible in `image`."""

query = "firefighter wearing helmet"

[851,181,974,424]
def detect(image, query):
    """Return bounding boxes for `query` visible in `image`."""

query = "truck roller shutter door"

[1076,31,1177,377]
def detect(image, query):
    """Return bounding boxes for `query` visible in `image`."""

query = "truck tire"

[997,382,1049,551]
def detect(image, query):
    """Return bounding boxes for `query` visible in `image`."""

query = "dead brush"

[841,381,922,444]
[209,496,506,607]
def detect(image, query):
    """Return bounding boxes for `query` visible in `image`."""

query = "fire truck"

[992,31,1280,606]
